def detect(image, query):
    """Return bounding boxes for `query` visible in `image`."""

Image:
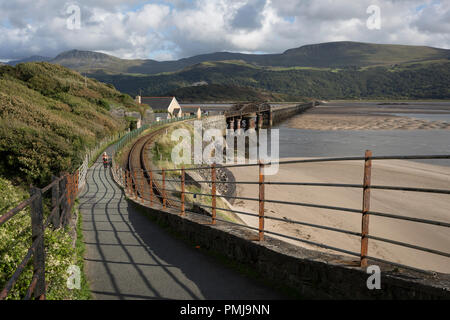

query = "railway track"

[127,126,179,208]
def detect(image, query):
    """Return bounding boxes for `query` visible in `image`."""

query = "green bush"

[97,98,110,111]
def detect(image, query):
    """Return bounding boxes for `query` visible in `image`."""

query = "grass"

[73,200,92,299]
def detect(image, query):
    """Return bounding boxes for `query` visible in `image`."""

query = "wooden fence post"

[181,167,185,216]
[211,164,216,225]
[66,174,73,225]
[259,161,265,241]
[51,175,60,229]
[59,173,68,227]
[360,150,372,267]
[30,186,46,300]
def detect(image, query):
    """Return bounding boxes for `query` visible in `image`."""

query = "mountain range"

[8,41,449,73]
[6,41,450,100]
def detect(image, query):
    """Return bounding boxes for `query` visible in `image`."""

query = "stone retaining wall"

[129,199,450,300]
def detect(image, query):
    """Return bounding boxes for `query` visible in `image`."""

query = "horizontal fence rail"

[111,139,450,274]
[0,172,79,300]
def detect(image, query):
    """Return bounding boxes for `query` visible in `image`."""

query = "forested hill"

[93,59,450,100]
[0,62,144,186]
[164,84,309,102]
[8,42,449,100]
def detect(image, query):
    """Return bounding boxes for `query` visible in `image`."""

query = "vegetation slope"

[0,62,143,186]
[0,62,146,300]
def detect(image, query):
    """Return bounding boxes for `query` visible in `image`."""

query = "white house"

[140,96,182,118]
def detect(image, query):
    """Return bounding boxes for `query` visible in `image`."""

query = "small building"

[135,95,142,104]
[141,96,182,118]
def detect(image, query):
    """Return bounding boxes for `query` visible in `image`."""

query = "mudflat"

[286,102,450,130]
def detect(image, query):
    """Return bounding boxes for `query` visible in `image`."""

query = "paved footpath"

[78,145,284,300]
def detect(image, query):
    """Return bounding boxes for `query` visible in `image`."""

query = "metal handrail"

[113,148,450,274]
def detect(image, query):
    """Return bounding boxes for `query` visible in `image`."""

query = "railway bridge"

[224,101,317,130]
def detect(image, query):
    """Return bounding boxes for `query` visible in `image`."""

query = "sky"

[0,0,449,61]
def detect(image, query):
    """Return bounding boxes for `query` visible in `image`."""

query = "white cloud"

[0,0,448,61]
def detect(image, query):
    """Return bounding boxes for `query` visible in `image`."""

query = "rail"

[112,148,450,274]
[0,172,79,300]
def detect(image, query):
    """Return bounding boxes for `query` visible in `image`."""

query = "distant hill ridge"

[7,41,450,75]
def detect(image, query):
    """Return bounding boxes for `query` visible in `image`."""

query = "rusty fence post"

[259,161,265,241]
[30,186,46,300]
[138,169,144,203]
[360,150,372,268]
[75,170,79,195]
[127,170,132,197]
[211,163,216,225]
[181,167,185,216]
[133,170,138,200]
[125,170,129,196]
[149,169,154,206]
[162,168,166,209]
[51,175,60,229]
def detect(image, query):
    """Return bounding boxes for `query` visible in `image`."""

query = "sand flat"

[286,102,450,130]
[229,159,450,273]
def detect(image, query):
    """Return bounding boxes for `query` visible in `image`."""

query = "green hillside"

[92,59,450,100]
[9,42,449,101]
[0,62,144,186]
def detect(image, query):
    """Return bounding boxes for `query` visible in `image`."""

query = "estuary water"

[272,101,450,166]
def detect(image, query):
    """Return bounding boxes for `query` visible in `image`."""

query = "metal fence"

[112,151,450,274]
[0,130,126,300]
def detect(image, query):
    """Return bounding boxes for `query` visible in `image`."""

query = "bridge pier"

[228,118,235,130]
[257,114,264,130]
[245,113,257,130]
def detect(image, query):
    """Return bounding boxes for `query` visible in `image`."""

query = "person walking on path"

[102,152,109,169]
